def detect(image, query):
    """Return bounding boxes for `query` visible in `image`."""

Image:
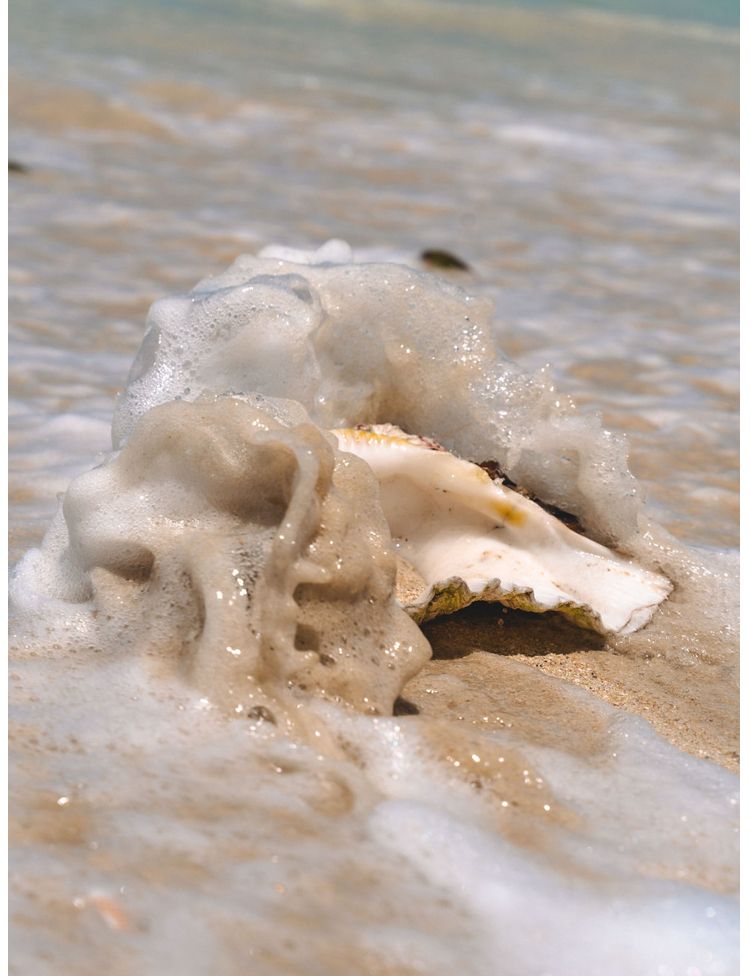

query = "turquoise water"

[493,0,738,28]
[32,0,737,29]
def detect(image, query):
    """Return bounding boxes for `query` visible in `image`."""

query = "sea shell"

[332,425,672,635]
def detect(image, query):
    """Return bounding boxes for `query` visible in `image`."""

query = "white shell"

[332,426,672,636]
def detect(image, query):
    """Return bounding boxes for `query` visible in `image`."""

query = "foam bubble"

[113,245,642,545]
[12,394,430,730]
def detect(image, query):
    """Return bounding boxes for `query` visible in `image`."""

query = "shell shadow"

[422,602,607,661]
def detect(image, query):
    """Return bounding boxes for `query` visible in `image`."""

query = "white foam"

[112,244,644,546]
[370,800,737,976]
[12,394,430,724]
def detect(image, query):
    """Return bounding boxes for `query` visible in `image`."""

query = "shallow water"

[8,1,739,973]
[9,0,738,553]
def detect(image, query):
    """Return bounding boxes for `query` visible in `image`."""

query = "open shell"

[332,425,672,635]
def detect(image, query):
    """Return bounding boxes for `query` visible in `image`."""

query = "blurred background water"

[8,0,739,556]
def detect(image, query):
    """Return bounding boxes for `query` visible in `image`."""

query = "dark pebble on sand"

[420,248,471,271]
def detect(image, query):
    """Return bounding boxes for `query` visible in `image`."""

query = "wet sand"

[407,603,738,772]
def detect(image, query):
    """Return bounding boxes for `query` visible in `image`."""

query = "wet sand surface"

[411,603,738,772]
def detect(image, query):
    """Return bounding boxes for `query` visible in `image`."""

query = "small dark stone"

[420,248,471,271]
[9,160,30,174]
[318,653,336,667]
[393,696,420,716]
[246,705,277,725]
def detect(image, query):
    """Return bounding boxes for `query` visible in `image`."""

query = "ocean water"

[8,1,739,974]
[9,0,739,553]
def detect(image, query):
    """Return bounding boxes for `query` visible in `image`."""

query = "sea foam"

[112,241,642,546]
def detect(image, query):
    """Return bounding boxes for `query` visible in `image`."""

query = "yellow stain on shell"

[491,498,525,527]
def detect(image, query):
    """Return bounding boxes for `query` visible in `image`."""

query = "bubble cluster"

[12,394,430,727]
[113,243,642,546]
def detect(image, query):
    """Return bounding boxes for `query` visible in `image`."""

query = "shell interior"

[332,426,672,636]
